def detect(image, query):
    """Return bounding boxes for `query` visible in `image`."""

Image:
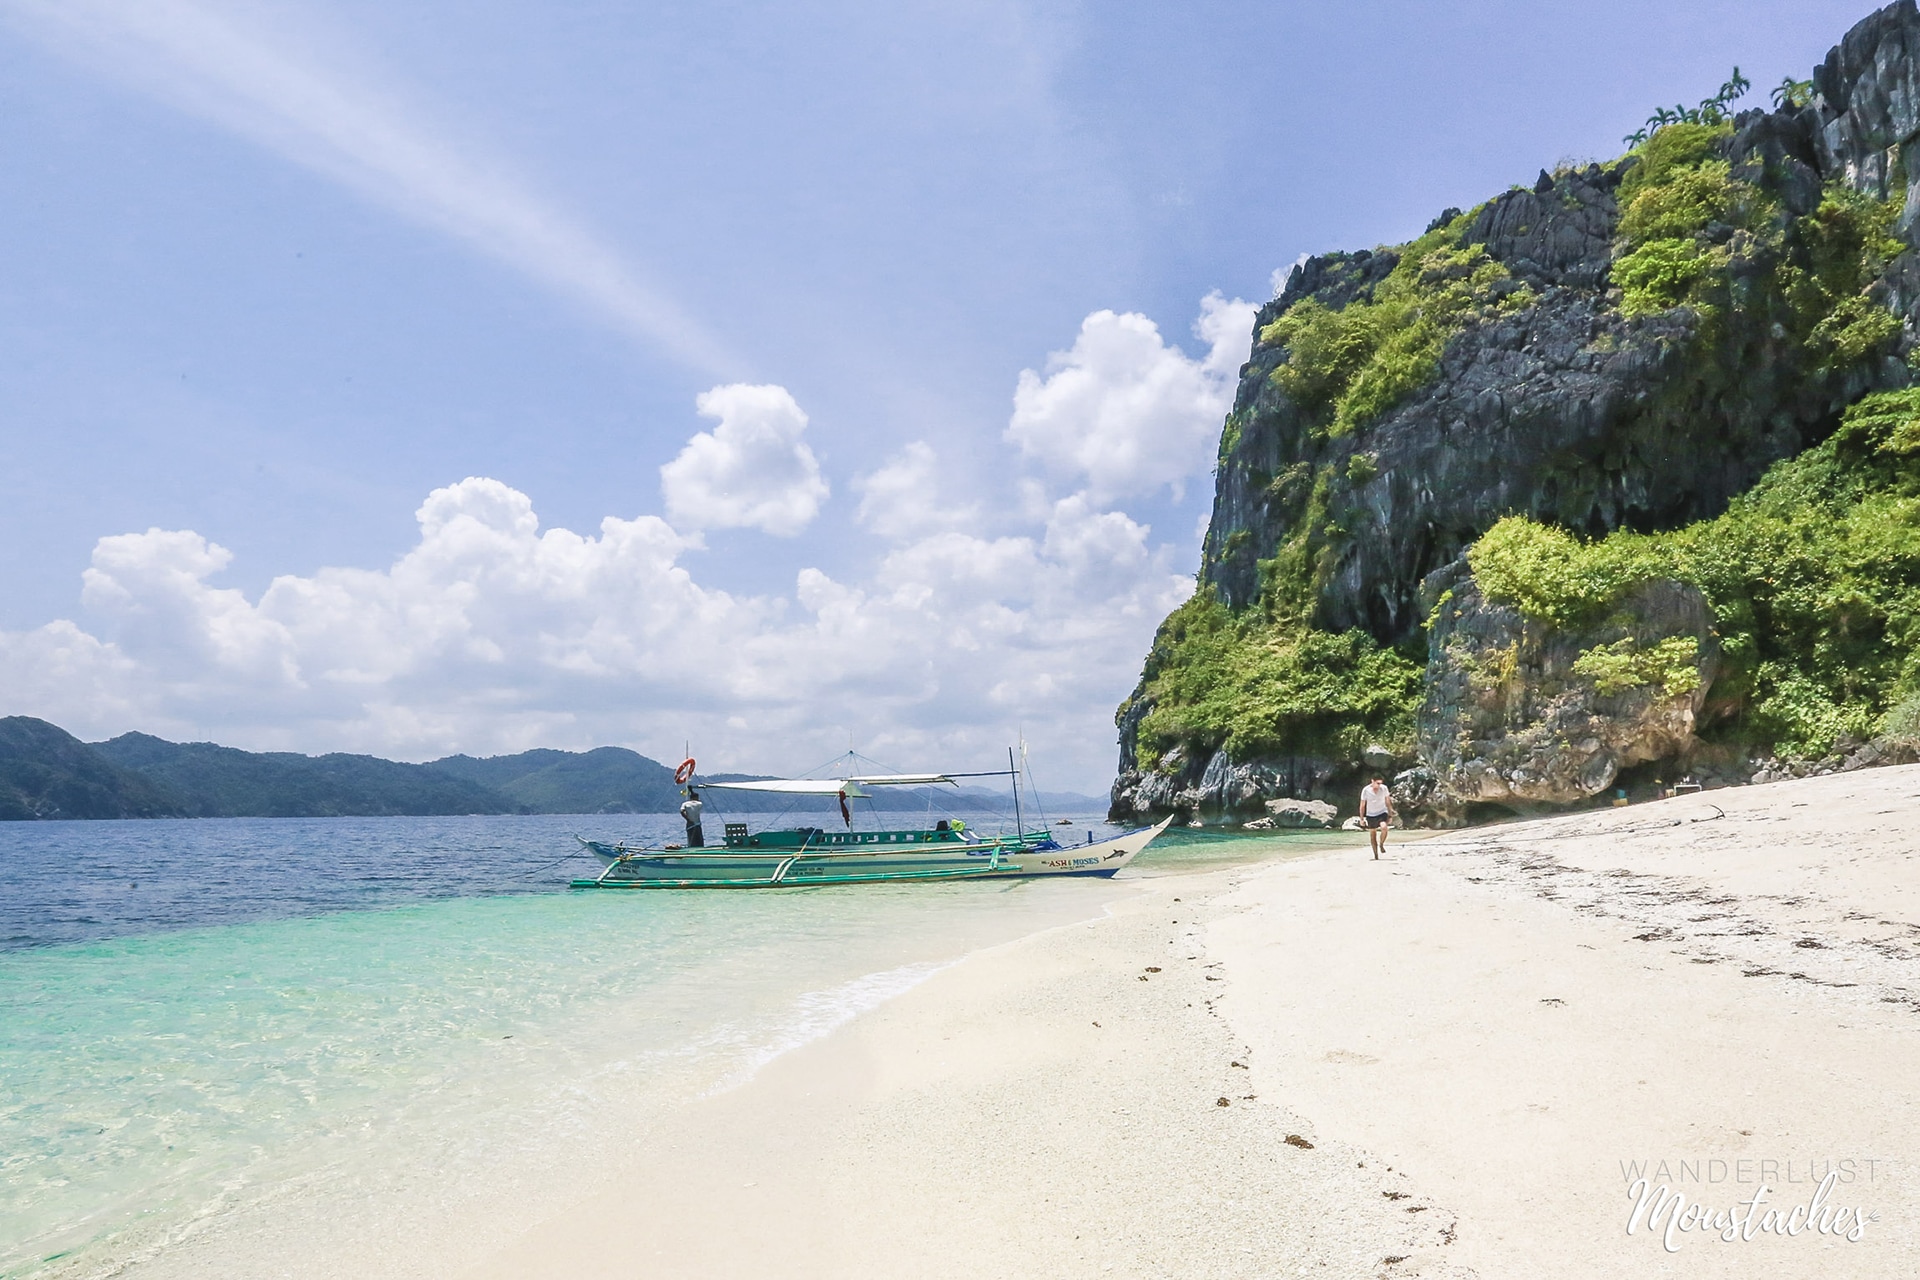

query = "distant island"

[0,716,1094,821]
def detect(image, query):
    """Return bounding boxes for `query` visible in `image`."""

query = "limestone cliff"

[1113,1,1920,824]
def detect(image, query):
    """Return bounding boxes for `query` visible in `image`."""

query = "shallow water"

[0,811,1347,1277]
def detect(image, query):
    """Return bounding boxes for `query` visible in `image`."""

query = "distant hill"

[0,718,1100,820]
[0,717,183,820]
[92,733,515,818]
[427,747,683,813]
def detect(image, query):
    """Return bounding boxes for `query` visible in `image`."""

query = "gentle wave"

[700,959,956,1096]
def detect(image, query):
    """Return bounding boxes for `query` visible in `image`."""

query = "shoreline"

[466,864,1459,1280]
[474,769,1918,1279]
[115,772,1920,1278]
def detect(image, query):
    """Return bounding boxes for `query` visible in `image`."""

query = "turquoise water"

[0,814,1344,1277]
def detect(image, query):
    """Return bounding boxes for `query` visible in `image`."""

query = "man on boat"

[680,788,706,848]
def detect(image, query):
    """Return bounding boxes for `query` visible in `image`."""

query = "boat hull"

[570,817,1174,889]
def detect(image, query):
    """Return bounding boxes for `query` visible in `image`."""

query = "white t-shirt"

[1360,783,1391,817]
[680,797,704,825]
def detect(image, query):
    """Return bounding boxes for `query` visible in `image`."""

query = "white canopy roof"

[694,774,956,795]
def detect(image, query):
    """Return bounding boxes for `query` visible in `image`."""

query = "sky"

[0,0,1881,792]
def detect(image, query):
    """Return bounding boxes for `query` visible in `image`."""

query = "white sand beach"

[1210,768,1920,1278]
[132,771,1920,1279]
[460,768,1920,1279]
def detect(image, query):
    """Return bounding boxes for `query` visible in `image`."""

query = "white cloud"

[0,475,1192,789]
[659,384,830,537]
[81,529,299,684]
[851,442,977,540]
[1006,291,1256,502]
[0,0,734,374]
[0,296,1265,789]
[0,620,147,731]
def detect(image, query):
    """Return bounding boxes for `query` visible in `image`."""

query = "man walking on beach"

[680,787,705,848]
[1359,776,1394,859]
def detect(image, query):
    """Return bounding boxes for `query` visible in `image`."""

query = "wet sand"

[465,869,1464,1279]
[172,769,1919,1279]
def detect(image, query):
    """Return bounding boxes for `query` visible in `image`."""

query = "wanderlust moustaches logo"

[1621,1157,1883,1252]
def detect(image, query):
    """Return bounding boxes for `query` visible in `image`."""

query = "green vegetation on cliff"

[1259,219,1532,439]
[1611,118,1903,377]
[1570,635,1703,698]
[1468,388,1920,758]
[1126,594,1421,767]
[1137,218,1535,770]
[1134,435,1425,768]
[1612,121,1744,316]
[1622,67,1753,146]
[1139,109,1913,778]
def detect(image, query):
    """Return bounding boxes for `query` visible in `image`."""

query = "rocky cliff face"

[1207,127,1888,644]
[1112,1,1920,825]
[1413,568,1719,819]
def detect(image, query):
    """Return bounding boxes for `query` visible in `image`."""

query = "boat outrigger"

[570,763,1173,890]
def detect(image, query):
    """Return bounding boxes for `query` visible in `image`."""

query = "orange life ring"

[674,757,696,785]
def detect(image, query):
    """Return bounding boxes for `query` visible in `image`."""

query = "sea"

[0,807,1343,1277]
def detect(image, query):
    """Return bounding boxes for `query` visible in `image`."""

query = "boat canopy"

[696,774,957,795]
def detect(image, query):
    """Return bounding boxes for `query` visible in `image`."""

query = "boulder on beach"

[1261,797,1339,829]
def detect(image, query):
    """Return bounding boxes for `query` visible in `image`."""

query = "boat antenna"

[1018,732,1051,830]
[1009,745,1024,836]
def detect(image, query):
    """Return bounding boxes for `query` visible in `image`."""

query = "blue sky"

[0,0,1879,789]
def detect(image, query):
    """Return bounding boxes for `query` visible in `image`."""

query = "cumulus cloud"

[851,442,977,540]
[82,529,299,684]
[0,303,1261,788]
[0,476,1191,787]
[0,620,148,730]
[1006,291,1257,502]
[659,384,830,536]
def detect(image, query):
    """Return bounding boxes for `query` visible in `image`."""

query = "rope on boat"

[520,844,596,879]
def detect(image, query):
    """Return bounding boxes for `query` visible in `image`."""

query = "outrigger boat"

[570,766,1173,890]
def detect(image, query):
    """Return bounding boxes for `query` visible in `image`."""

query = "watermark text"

[1620,1158,1883,1252]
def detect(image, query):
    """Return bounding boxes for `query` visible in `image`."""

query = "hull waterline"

[569,816,1175,889]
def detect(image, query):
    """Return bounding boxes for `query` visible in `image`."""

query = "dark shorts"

[1364,812,1391,829]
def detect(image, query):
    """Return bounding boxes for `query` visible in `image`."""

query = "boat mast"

[1009,746,1023,836]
